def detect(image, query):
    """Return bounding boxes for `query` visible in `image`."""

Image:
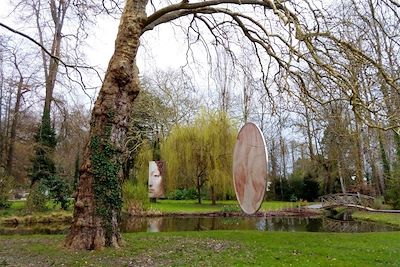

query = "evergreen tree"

[29,110,70,210]
[30,110,57,186]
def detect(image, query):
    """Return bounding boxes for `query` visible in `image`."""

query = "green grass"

[0,200,73,225]
[149,199,300,213]
[353,211,400,227]
[0,200,26,217]
[0,200,73,216]
[0,231,399,266]
[1,200,300,217]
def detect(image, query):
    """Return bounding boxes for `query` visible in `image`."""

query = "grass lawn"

[149,199,300,213]
[0,231,399,266]
[0,200,26,217]
[353,211,400,227]
[0,200,73,225]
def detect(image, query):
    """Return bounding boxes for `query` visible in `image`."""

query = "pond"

[1,215,399,235]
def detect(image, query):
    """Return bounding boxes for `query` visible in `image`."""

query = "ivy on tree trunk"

[65,0,147,249]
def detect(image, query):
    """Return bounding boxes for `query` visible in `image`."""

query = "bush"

[26,182,48,212]
[372,196,385,210]
[386,176,400,209]
[167,188,198,200]
[46,175,71,210]
[0,168,13,209]
[122,180,149,214]
[272,177,293,201]
[302,174,320,201]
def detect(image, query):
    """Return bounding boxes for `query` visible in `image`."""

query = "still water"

[1,216,398,235]
[121,216,399,233]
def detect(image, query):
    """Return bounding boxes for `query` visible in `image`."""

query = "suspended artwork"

[232,122,268,214]
[148,161,165,198]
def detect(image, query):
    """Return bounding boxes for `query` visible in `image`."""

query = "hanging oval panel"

[232,122,268,215]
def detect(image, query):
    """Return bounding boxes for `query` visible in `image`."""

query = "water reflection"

[121,216,399,233]
[322,217,398,233]
[1,216,398,235]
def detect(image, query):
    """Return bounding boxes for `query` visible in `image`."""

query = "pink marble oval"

[233,122,267,214]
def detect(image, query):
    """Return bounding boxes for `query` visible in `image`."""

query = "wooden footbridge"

[319,193,400,213]
[319,193,375,210]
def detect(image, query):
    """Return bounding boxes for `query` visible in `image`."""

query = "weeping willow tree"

[131,140,153,184]
[162,111,236,204]
[122,140,153,214]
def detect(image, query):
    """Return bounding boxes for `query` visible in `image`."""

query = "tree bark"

[353,113,365,186]
[0,52,4,165]
[304,106,314,159]
[6,77,23,175]
[197,176,202,204]
[34,1,65,116]
[66,0,147,250]
[337,157,346,194]
[211,185,216,205]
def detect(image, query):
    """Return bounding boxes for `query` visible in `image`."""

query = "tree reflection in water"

[120,216,399,233]
[1,215,398,235]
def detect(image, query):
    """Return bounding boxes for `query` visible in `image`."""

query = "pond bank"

[353,211,400,227]
[0,208,320,226]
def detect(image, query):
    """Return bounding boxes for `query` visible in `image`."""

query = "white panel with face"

[149,161,165,198]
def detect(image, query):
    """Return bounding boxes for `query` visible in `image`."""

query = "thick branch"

[143,0,279,32]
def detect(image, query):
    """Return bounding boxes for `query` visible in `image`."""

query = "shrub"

[0,168,13,209]
[122,180,149,215]
[167,188,198,200]
[372,196,385,210]
[46,175,71,210]
[386,176,400,209]
[26,182,48,212]
[272,177,292,201]
[302,174,320,201]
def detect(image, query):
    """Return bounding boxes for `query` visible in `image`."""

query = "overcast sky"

[0,4,197,109]
[85,15,190,74]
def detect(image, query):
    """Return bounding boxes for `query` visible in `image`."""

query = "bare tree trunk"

[6,77,23,175]
[290,141,295,172]
[280,135,287,179]
[304,105,314,159]
[337,157,346,194]
[364,126,382,195]
[66,0,147,250]
[34,0,67,115]
[268,140,278,199]
[3,90,12,160]
[196,172,202,204]
[211,185,216,205]
[378,131,390,194]
[197,181,202,204]
[0,53,4,165]
[353,115,365,186]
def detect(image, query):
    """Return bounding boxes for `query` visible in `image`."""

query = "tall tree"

[2,45,37,176]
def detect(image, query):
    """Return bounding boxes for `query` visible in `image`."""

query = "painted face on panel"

[149,161,165,198]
